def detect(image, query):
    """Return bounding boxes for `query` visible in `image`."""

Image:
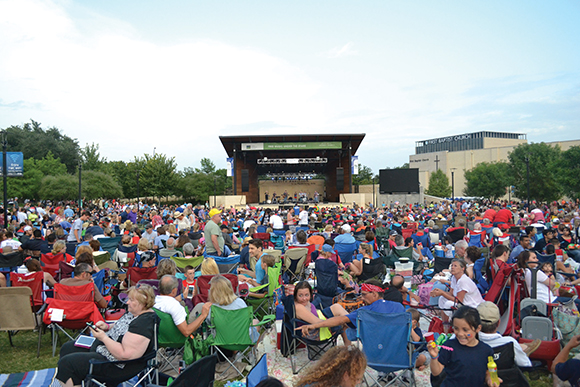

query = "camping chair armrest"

[557,271,577,279]
[249,283,268,292]
[36,303,48,316]
[253,314,276,327]
[87,351,156,370]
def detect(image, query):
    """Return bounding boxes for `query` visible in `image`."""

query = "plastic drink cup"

[424,332,435,343]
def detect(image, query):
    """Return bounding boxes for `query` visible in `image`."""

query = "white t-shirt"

[269,214,284,230]
[154,295,187,326]
[243,220,255,232]
[525,268,553,303]
[298,210,309,226]
[451,274,484,308]
[1,239,21,249]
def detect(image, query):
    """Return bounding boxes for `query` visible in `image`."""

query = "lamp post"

[136,170,140,213]
[78,160,82,209]
[2,130,7,228]
[450,168,457,202]
[525,156,530,208]
[213,176,217,207]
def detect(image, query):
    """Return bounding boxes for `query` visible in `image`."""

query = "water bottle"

[487,356,500,385]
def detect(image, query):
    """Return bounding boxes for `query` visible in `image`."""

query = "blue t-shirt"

[555,359,580,387]
[346,300,404,328]
[438,338,493,387]
[255,253,267,284]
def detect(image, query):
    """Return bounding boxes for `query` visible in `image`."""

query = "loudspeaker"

[241,169,249,192]
[336,167,344,191]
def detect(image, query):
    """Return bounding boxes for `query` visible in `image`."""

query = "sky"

[0,0,579,175]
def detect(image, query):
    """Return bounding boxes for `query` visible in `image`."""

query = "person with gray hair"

[153,275,211,337]
[159,237,184,258]
[454,240,468,259]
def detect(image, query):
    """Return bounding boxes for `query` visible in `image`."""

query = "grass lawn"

[0,330,560,386]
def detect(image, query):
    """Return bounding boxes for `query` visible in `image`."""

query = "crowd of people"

[2,196,580,386]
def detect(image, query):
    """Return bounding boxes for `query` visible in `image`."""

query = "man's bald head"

[391,274,404,289]
[159,274,178,295]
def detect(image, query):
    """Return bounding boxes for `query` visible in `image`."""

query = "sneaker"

[524,339,541,356]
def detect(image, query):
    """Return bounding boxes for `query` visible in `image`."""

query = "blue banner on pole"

[351,155,359,175]
[0,152,24,177]
[226,157,234,177]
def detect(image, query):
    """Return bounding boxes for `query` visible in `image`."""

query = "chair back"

[98,236,123,256]
[334,242,358,264]
[283,248,308,280]
[433,256,453,274]
[314,259,339,298]
[58,260,74,281]
[358,257,386,282]
[446,228,465,243]
[0,287,36,331]
[263,249,282,263]
[54,282,95,302]
[401,228,413,240]
[356,310,413,373]
[536,253,555,269]
[210,306,254,351]
[193,274,239,304]
[266,262,282,296]
[138,279,160,295]
[42,298,105,328]
[41,252,66,278]
[253,233,270,242]
[92,269,107,295]
[307,235,325,251]
[493,342,531,387]
[468,233,484,248]
[214,254,241,274]
[10,271,44,308]
[0,251,24,269]
[93,251,111,266]
[171,255,203,271]
[127,267,158,286]
[169,354,218,387]
[247,354,268,387]
[154,308,187,348]
[392,246,413,259]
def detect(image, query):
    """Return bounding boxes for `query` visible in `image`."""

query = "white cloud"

[321,42,358,58]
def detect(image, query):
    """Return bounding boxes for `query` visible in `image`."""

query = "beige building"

[409,131,580,198]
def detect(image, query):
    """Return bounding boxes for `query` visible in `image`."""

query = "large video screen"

[379,169,419,194]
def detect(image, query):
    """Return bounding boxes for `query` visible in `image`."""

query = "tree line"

[425,142,580,202]
[1,120,230,203]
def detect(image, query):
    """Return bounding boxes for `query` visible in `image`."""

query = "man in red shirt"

[493,208,513,226]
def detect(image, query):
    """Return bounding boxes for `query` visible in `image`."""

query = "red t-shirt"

[483,209,496,222]
[493,209,512,224]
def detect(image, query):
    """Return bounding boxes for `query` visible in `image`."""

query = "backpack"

[332,290,364,313]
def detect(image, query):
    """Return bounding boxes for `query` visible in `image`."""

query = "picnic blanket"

[0,368,56,387]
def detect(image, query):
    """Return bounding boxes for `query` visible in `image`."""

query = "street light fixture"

[450,168,457,202]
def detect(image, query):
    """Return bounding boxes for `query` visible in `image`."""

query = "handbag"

[553,307,580,354]
[183,333,215,365]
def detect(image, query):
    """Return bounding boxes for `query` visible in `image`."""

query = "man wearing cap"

[299,279,404,338]
[142,224,157,245]
[205,208,225,256]
[477,301,537,367]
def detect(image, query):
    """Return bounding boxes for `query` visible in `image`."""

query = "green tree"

[81,170,122,199]
[198,158,216,174]
[395,162,409,169]
[80,142,106,171]
[426,169,452,198]
[4,120,80,173]
[464,161,511,200]
[38,175,78,201]
[139,153,177,202]
[352,165,373,185]
[508,143,562,203]
[558,146,580,200]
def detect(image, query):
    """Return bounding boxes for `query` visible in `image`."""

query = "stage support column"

[233,146,237,195]
[348,141,352,193]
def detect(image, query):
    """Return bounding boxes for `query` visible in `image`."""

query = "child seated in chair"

[239,254,275,298]
[408,308,429,371]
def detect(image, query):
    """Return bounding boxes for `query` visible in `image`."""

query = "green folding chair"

[246,262,282,321]
[154,308,188,376]
[208,306,274,379]
[170,255,204,272]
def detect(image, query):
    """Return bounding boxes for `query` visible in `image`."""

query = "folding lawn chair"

[356,310,422,387]
[209,306,274,379]
[43,282,105,356]
[127,267,158,286]
[193,274,239,305]
[247,354,268,387]
[313,258,340,309]
[171,255,204,272]
[0,287,43,357]
[492,342,530,387]
[154,308,188,376]
[83,318,159,387]
[283,247,308,283]
[10,271,46,311]
[214,254,241,274]
[281,296,341,374]
[334,242,358,264]
[40,252,67,278]
[246,262,282,320]
[357,257,386,282]
[0,251,24,286]
[147,354,218,387]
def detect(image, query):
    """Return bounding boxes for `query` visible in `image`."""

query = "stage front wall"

[258,179,326,203]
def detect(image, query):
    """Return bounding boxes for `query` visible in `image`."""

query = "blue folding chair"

[313,258,341,309]
[247,354,268,387]
[356,310,422,387]
[334,242,358,264]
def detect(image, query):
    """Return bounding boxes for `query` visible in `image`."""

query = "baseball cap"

[322,244,334,253]
[209,208,222,218]
[24,226,32,231]
[477,301,500,324]
[389,230,398,236]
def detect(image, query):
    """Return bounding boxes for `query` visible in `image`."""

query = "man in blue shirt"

[298,279,405,336]
[508,235,530,264]
[552,334,580,386]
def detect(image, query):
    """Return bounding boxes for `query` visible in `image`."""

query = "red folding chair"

[54,282,95,302]
[41,252,67,278]
[192,274,239,305]
[127,267,158,286]
[10,271,45,312]
[253,233,270,242]
[58,260,74,281]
